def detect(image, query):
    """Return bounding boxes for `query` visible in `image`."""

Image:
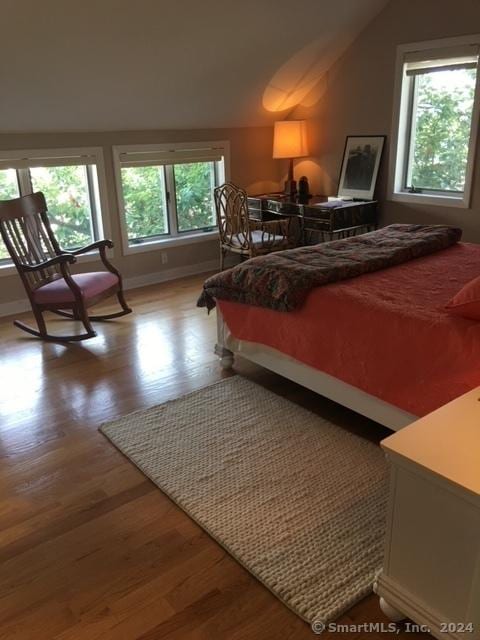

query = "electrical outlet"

[161,252,168,265]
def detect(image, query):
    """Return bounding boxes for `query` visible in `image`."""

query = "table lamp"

[273,120,308,197]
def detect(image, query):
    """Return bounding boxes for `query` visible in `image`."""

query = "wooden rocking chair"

[0,192,132,342]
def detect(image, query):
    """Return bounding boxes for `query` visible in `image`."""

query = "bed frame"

[215,308,417,431]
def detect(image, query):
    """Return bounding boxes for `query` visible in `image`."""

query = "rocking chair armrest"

[19,253,77,272]
[67,239,114,256]
[66,239,121,279]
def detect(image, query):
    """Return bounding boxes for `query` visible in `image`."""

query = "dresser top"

[381,387,480,497]
[248,193,377,209]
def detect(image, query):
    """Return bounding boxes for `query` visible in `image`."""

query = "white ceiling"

[1,0,389,132]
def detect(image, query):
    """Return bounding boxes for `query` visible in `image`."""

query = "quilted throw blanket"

[197,224,462,312]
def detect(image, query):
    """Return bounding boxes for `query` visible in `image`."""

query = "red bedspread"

[218,243,480,417]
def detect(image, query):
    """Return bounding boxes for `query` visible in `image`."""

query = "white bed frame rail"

[216,308,417,431]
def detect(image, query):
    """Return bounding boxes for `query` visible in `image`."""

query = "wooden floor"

[0,274,429,640]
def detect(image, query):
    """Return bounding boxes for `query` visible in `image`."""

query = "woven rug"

[100,376,388,626]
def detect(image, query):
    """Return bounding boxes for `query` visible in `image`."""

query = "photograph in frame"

[338,135,386,200]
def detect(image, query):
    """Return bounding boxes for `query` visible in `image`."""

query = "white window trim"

[0,146,112,276]
[388,34,480,209]
[113,140,230,256]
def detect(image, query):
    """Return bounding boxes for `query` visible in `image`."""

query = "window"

[0,148,108,266]
[390,37,480,207]
[120,166,169,241]
[114,142,228,252]
[173,162,217,233]
[0,169,20,261]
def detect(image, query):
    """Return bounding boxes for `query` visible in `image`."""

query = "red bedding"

[218,243,480,417]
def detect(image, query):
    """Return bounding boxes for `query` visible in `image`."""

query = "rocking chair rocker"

[0,192,132,342]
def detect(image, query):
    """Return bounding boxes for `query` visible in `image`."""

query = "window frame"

[172,160,219,235]
[0,146,111,275]
[389,34,480,209]
[113,141,230,255]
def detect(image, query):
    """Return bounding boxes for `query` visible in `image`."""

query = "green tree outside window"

[121,166,168,241]
[409,68,476,192]
[174,162,216,232]
[30,165,93,250]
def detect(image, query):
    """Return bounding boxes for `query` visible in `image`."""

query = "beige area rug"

[100,376,388,625]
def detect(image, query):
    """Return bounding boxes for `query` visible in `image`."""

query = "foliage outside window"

[0,151,105,265]
[121,166,169,241]
[391,38,480,205]
[406,68,476,193]
[115,144,226,249]
[30,165,98,249]
[173,162,216,233]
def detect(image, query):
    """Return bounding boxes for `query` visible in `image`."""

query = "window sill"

[390,191,469,209]
[124,230,219,255]
[0,251,104,278]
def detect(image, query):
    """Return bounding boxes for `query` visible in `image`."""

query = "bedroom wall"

[0,126,280,311]
[1,0,388,132]
[292,0,480,243]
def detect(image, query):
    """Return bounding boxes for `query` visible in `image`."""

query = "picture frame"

[337,135,386,200]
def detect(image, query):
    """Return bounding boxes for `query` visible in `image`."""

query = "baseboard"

[0,259,219,319]
[0,299,30,318]
[122,259,218,291]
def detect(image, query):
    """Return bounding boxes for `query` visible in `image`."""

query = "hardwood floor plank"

[0,481,154,563]
[0,275,428,639]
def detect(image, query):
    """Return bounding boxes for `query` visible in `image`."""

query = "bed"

[200,227,480,431]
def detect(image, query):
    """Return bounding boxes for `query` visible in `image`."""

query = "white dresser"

[375,387,480,639]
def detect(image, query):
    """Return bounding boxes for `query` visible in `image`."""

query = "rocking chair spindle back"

[0,192,132,342]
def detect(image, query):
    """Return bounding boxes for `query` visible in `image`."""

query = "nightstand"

[375,387,480,639]
[247,194,377,244]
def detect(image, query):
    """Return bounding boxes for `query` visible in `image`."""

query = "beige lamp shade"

[273,120,308,159]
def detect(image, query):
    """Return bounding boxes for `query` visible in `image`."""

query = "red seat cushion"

[33,272,119,305]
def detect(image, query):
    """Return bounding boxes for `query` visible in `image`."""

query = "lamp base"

[283,158,297,198]
[284,178,297,198]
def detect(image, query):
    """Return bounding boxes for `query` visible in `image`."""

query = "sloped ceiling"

[0,0,389,132]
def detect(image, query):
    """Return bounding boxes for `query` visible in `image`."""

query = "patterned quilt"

[197,224,462,312]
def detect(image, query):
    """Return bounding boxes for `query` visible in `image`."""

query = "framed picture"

[337,135,386,200]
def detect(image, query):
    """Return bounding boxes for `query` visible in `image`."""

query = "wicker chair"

[214,182,292,270]
[0,192,131,342]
